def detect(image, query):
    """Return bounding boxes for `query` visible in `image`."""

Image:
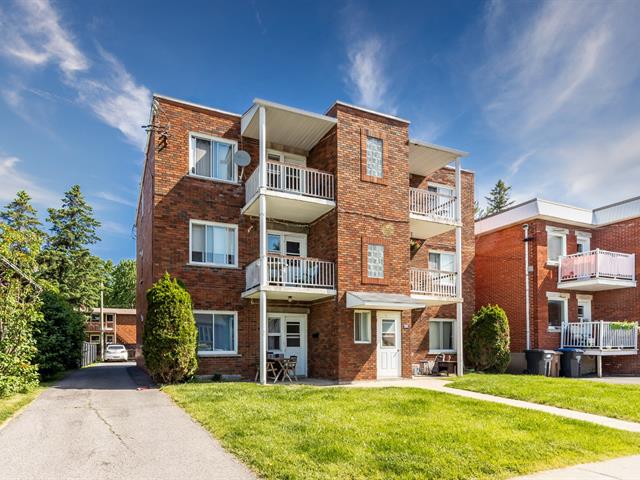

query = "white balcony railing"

[245,161,334,204]
[561,321,638,351]
[409,188,457,223]
[245,255,335,291]
[410,268,457,297]
[559,249,635,282]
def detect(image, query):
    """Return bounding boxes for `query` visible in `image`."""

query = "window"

[189,134,237,182]
[428,252,455,272]
[267,231,306,257]
[546,227,567,264]
[105,334,115,344]
[354,311,371,343]
[577,295,592,322]
[429,319,455,353]
[190,220,237,267]
[195,311,237,355]
[90,335,100,344]
[546,292,568,330]
[268,317,282,351]
[367,244,385,278]
[576,232,591,254]
[366,136,383,178]
[380,319,397,347]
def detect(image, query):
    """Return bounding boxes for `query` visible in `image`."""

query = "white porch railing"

[245,255,335,290]
[559,249,636,282]
[409,188,457,223]
[245,161,334,204]
[410,268,457,297]
[561,321,638,351]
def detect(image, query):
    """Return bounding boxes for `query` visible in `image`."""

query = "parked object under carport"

[525,349,562,376]
[557,348,583,378]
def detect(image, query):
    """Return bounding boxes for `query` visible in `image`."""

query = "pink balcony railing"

[559,249,635,282]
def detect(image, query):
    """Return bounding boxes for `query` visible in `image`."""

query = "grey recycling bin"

[557,348,583,378]
[524,349,558,376]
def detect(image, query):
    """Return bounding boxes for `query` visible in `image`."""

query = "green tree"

[484,179,514,216]
[474,200,486,220]
[34,290,86,379]
[465,305,511,373]
[38,185,104,311]
[0,192,43,396]
[104,259,136,308]
[143,273,197,384]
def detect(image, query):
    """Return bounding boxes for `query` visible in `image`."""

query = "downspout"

[523,224,531,350]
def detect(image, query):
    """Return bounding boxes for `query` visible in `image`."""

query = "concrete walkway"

[0,363,254,480]
[512,455,640,479]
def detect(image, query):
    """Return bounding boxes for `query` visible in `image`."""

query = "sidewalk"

[511,455,640,479]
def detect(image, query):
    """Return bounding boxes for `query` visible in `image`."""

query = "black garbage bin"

[524,349,558,375]
[557,348,583,377]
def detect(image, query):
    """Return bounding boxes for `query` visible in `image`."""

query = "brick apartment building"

[87,307,137,358]
[135,94,474,382]
[475,198,639,376]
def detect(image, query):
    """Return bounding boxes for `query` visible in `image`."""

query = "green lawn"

[164,383,640,480]
[0,387,44,428]
[450,374,640,423]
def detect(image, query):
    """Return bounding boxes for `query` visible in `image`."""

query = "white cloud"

[0,155,58,206]
[95,191,136,208]
[0,0,150,150]
[346,36,392,112]
[100,220,131,237]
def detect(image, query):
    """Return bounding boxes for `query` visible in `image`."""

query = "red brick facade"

[476,213,640,375]
[136,96,475,381]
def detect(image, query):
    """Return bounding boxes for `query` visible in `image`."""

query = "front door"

[377,311,401,378]
[267,313,307,377]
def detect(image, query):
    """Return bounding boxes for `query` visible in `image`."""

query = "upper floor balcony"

[242,254,336,301]
[87,320,115,332]
[409,187,460,239]
[243,161,335,223]
[410,268,462,305]
[558,249,637,291]
[561,321,638,355]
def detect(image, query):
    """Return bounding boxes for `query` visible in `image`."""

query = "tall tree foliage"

[104,259,136,308]
[484,179,514,216]
[39,185,104,312]
[0,192,42,396]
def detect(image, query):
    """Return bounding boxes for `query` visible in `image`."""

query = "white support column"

[258,106,268,385]
[454,157,464,376]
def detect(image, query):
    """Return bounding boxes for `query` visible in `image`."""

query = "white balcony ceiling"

[557,278,637,291]
[408,139,467,177]
[409,214,458,239]
[243,191,335,223]
[346,292,425,310]
[242,286,336,301]
[410,293,463,306]
[242,99,337,152]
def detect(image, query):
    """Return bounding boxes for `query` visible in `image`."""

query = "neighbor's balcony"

[558,249,636,291]
[409,188,459,239]
[410,268,461,305]
[243,162,335,223]
[86,320,114,332]
[561,321,638,355]
[242,254,336,301]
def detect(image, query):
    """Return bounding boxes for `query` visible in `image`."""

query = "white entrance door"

[377,311,401,378]
[578,299,592,322]
[267,313,307,377]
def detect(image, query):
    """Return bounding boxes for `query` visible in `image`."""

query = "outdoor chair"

[281,355,298,382]
[432,353,448,376]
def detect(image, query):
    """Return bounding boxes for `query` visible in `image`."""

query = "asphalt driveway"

[0,363,254,480]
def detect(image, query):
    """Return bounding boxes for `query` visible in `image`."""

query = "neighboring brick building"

[475,198,639,376]
[88,308,137,358]
[136,94,474,382]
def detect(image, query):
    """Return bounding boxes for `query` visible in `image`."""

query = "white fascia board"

[409,138,469,158]
[328,100,411,124]
[253,98,338,125]
[153,94,241,117]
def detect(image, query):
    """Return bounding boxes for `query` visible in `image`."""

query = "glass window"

[428,252,455,272]
[190,222,237,267]
[577,237,590,253]
[268,317,281,351]
[381,319,396,347]
[429,320,454,352]
[286,322,301,348]
[196,312,237,354]
[367,244,384,278]
[548,299,566,328]
[354,311,371,343]
[366,136,383,178]
[547,233,565,262]
[191,136,236,181]
[268,234,281,254]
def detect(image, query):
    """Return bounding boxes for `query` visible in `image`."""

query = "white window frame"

[194,310,238,356]
[89,335,100,344]
[546,226,568,265]
[429,318,456,354]
[105,334,115,344]
[267,315,283,352]
[576,230,592,254]
[188,132,238,184]
[576,294,593,322]
[267,149,307,166]
[367,244,385,278]
[189,219,239,268]
[546,291,569,331]
[267,230,308,257]
[428,250,456,271]
[354,310,372,344]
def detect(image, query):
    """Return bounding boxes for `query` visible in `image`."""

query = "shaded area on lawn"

[0,387,44,427]
[450,373,640,423]
[164,382,640,480]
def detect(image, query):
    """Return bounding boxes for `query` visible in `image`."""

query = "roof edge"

[153,93,241,117]
[327,100,411,124]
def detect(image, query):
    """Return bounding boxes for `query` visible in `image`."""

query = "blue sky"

[1,0,640,261]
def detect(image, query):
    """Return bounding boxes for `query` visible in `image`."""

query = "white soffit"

[346,291,425,310]
[241,98,337,152]
[408,139,468,177]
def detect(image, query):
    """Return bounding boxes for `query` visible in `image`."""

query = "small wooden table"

[437,360,458,376]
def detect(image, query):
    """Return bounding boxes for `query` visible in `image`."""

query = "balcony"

[242,254,336,301]
[558,249,636,291]
[561,321,638,355]
[410,268,462,305]
[242,162,335,223]
[409,188,459,239]
[86,321,114,332]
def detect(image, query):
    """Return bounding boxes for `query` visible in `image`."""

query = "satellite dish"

[233,150,251,167]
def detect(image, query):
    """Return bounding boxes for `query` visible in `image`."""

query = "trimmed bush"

[143,273,197,384]
[35,290,86,379]
[465,305,511,373]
